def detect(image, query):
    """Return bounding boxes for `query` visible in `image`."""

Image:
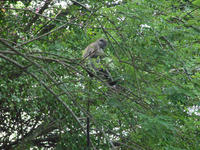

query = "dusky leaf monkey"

[83,39,119,148]
[82,38,118,86]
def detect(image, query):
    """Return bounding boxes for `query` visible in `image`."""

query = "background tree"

[0,0,200,149]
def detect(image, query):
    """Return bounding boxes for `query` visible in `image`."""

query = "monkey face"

[98,38,107,49]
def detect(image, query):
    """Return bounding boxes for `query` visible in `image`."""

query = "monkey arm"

[83,46,105,59]
[83,44,97,59]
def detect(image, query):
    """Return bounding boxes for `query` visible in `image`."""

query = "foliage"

[0,0,200,149]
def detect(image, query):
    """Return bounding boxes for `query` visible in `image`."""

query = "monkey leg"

[98,69,119,86]
[85,65,119,86]
[86,69,95,77]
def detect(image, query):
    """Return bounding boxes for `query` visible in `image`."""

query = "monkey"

[83,38,118,86]
[82,38,107,59]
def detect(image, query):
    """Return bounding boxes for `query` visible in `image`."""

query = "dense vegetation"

[0,0,200,149]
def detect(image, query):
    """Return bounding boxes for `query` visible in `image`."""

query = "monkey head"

[98,38,107,49]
